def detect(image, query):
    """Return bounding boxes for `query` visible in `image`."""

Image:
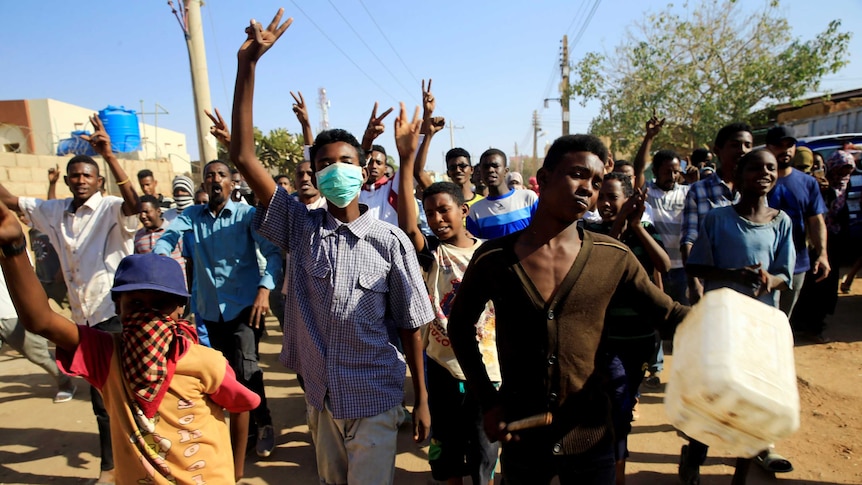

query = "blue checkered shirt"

[681,173,740,247]
[254,188,435,419]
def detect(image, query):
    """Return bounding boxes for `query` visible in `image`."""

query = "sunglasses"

[447,162,471,171]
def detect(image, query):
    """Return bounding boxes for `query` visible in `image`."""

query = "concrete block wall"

[0,152,183,200]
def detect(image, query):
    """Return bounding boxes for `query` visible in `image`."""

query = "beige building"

[0,98,193,175]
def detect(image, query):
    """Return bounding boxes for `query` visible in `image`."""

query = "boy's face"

[655,158,681,191]
[139,202,162,230]
[276,176,293,192]
[314,142,361,172]
[480,154,508,189]
[740,151,778,196]
[446,156,472,187]
[117,290,183,322]
[423,192,467,242]
[65,162,103,203]
[139,176,157,196]
[295,161,319,198]
[597,178,627,223]
[366,150,387,184]
[538,151,605,223]
[613,165,635,186]
[715,131,753,172]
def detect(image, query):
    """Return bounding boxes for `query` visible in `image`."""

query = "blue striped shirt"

[254,188,435,419]
[467,189,538,240]
[681,173,739,247]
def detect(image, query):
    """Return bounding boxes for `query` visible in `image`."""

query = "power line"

[325,0,418,102]
[288,0,400,103]
[569,0,602,53]
[357,0,422,85]
[563,0,591,38]
[204,1,231,110]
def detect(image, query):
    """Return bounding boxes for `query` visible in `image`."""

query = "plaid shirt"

[254,188,434,419]
[681,173,739,247]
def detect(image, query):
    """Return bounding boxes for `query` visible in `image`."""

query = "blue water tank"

[56,130,97,156]
[98,105,141,153]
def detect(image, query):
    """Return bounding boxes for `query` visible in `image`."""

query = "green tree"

[255,127,305,176]
[569,0,851,154]
[216,127,306,176]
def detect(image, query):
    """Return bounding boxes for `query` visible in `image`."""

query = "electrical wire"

[357,0,422,85]
[288,0,400,103]
[564,0,591,39]
[325,0,418,102]
[569,0,602,53]
[204,1,231,110]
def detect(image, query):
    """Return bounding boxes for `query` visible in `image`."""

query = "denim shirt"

[154,199,282,322]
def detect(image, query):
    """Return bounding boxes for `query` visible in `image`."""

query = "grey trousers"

[0,317,71,390]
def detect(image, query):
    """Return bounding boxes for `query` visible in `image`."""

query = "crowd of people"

[1,8,860,485]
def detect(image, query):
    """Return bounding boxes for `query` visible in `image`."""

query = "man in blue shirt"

[765,125,830,317]
[467,148,538,239]
[154,160,282,458]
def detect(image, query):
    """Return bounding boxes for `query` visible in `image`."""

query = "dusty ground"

[1,282,860,485]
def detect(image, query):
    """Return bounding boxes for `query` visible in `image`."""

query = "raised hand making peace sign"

[238,8,293,62]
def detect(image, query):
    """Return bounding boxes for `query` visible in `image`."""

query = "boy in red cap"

[0,199,260,484]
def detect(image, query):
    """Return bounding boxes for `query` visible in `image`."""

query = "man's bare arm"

[808,213,830,282]
[0,200,79,352]
[633,111,664,190]
[82,115,139,216]
[415,79,444,190]
[230,9,293,208]
[47,164,59,200]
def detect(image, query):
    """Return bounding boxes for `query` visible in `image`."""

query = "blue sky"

[2,0,860,173]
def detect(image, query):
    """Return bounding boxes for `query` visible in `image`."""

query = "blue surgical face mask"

[315,163,364,208]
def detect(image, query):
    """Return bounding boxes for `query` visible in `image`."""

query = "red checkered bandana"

[121,311,197,418]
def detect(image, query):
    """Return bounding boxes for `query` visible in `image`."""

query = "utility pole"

[169,0,217,164]
[514,142,520,172]
[532,111,541,161]
[532,110,542,175]
[561,35,571,136]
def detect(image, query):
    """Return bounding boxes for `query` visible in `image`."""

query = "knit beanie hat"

[172,175,195,211]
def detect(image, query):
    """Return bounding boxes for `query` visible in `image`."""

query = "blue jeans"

[662,267,689,305]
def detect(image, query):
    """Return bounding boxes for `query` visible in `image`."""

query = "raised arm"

[415,79,445,189]
[81,115,139,216]
[290,91,314,146]
[47,164,59,200]
[205,108,231,151]
[395,102,426,253]
[360,102,393,155]
[633,111,664,190]
[230,9,293,208]
[0,200,79,352]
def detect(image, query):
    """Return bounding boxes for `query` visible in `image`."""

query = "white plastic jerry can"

[664,287,800,457]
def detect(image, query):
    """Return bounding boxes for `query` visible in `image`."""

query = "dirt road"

[2,287,860,484]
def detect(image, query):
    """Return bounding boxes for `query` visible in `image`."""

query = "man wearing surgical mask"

[228,10,434,484]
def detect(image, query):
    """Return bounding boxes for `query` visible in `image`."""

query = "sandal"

[755,449,794,473]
